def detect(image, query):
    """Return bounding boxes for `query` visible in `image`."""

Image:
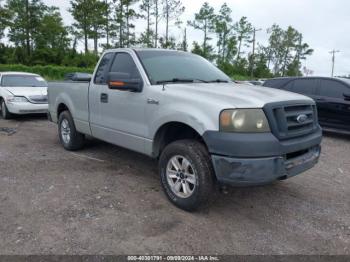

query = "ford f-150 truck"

[48,48,322,211]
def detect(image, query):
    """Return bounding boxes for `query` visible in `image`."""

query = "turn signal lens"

[110,81,125,86]
[220,110,232,127]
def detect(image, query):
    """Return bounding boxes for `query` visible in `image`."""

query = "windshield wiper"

[207,79,229,83]
[156,78,208,84]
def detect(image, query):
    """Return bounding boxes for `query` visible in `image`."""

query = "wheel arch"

[57,103,70,118]
[152,121,208,158]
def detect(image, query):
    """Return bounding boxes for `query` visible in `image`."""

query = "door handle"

[101,93,108,103]
[147,98,159,105]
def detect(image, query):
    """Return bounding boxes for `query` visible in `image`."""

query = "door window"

[292,79,317,95]
[110,53,141,79]
[94,52,114,84]
[319,80,350,99]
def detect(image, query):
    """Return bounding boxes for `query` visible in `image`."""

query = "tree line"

[0,0,314,78]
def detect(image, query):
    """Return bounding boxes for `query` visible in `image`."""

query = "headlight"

[6,96,29,103]
[220,109,270,133]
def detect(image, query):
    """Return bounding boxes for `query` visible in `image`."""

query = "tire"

[1,99,13,119]
[58,110,85,151]
[159,139,215,211]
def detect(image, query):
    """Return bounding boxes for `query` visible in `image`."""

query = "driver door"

[90,52,147,154]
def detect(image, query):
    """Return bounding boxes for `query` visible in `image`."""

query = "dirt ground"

[0,116,349,255]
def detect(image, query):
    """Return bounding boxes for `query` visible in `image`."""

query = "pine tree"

[0,0,10,42]
[103,0,114,48]
[234,16,253,60]
[125,0,139,47]
[70,0,94,53]
[115,0,138,48]
[140,0,154,47]
[33,7,70,64]
[180,27,187,51]
[188,2,215,59]
[162,0,184,47]
[214,3,234,62]
[6,0,48,59]
[153,0,161,47]
[265,24,313,76]
[90,0,107,54]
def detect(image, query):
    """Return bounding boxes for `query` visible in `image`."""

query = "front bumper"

[6,102,48,114]
[203,127,322,186]
[211,146,320,186]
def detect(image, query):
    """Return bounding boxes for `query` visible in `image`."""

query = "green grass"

[0,64,94,80]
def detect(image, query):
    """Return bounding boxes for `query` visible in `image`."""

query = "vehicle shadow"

[3,115,324,213]
[76,138,304,213]
[322,130,350,141]
[6,113,48,122]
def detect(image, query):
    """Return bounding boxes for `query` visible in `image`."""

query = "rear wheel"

[58,110,85,151]
[159,139,215,211]
[0,100,12,119]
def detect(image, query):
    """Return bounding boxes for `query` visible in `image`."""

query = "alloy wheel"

[166,155,197,198]
[60,119,71,144]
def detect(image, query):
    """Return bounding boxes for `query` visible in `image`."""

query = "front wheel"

[58,110,85,151]
[159,139,215,211]
[1,100,13,119]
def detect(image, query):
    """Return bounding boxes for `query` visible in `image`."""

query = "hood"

[5,86,48,98]
[165,83,313,108]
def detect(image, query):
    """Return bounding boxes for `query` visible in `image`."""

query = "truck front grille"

[264,101,318,140]
[28,95,48,104]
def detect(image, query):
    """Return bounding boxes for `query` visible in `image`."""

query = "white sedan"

[0,72,48,119]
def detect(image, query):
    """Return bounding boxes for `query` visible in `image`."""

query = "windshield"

[1,75,48,87]
[136,50,232,85]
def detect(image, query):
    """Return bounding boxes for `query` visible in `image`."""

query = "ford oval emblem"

[296,114,308,123]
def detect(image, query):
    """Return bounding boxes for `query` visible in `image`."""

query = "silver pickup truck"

[48,48,322,211]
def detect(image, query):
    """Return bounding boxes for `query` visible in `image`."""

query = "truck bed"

[48,81,90,134]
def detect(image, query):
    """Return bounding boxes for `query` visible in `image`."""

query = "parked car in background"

[249,80,264,86]
[0,72,48,119]
[264,77,350,134]
[234,80,254,85]
[48,48,322,211]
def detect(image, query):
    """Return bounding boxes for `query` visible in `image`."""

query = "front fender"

[0,89,11,102]
[148,103,218,139]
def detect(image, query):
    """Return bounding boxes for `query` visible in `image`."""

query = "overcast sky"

[43,0,350,76]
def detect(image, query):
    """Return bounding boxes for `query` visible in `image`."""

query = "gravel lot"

[0,116,349,255]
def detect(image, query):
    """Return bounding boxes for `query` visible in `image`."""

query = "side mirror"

[344,93,350,101]
[107,72,143,92]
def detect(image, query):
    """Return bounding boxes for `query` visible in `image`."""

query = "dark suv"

[264,77,350,134]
